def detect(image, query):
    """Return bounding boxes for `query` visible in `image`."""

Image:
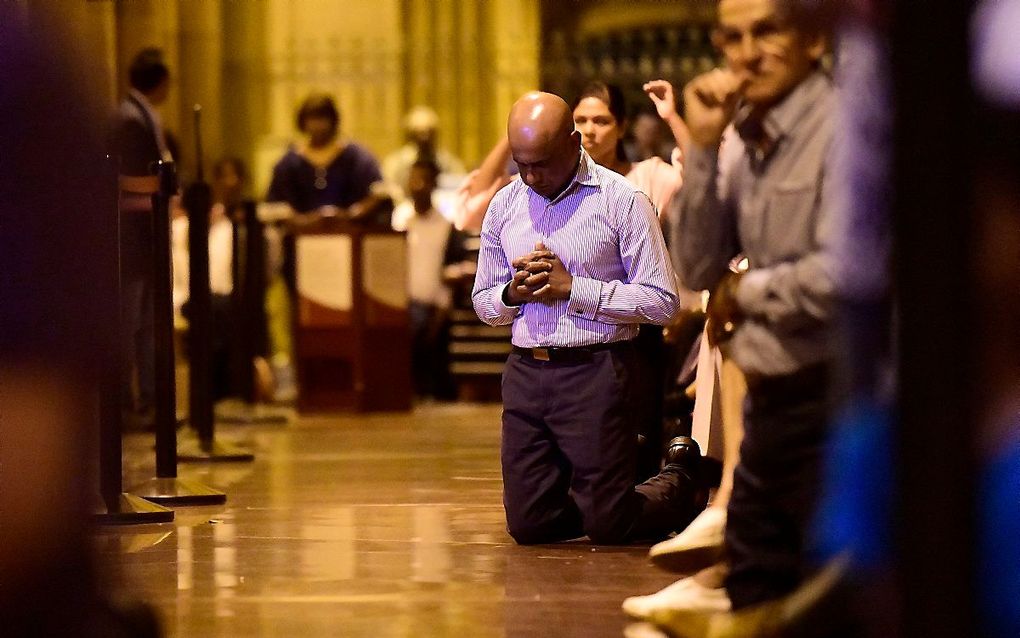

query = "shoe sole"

[649,542,724,575]
[648,558,851,638]
[622,591,691,621]
[623,622,671,638]
[647,608,717,638]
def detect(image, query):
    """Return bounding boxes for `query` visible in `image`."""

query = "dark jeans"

[120,213,154,411]
[500,342,690,545]
[182,293,236,401]
[724,364,830,609]
[409,301,453,399]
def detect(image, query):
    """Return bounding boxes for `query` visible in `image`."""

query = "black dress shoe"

[632,436,710,538]
[662,436,710,525]
[664,435,702,473]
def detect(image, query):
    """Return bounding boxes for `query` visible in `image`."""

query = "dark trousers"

[724,364,830,609]
[182,293,236,401]
[501,342,685,545]
[634,324,665,483]
[120,213,154,411]
[409,301,453,399]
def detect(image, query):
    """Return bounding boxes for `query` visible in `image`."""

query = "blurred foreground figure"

[972,1,1020,635]
[0,8,159,637]
[636,0,839,632]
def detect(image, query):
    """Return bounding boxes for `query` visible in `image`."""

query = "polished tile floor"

[97,403,684,638]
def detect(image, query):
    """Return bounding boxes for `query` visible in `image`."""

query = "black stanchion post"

[181,176,215,443]
[178,104,255,462]
[130,158,227,504]
[216,199,291,425]
[96,154,174,525]
[235,200,265,404]
[152,159,180,476]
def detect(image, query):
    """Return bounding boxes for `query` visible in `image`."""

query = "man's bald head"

[508,92,575,149]
[507,92,581,199]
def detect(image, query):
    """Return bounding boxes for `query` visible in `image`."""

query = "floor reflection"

[101,404,682,637]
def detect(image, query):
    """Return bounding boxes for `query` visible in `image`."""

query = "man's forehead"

[719,0,779,28]
[509,130,555,162]
[511,147,551,165]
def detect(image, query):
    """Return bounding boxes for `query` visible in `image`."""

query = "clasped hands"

[505,242,572,306]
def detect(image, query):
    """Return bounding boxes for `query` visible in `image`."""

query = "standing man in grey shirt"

[663,0,837,623]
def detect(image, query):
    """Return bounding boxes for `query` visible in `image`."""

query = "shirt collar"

[542,149,599,204]
[574,149,600,187]
[734,71,830,154]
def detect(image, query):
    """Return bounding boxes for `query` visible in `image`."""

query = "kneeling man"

[472,92,703,545]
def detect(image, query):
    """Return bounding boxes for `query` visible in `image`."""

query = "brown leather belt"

[511,340,631,364]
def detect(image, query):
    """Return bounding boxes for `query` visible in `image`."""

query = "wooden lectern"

[293,219,412,412]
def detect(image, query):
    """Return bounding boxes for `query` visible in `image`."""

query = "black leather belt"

[511,340,630,364]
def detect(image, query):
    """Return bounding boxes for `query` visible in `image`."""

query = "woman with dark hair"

[572,80,690,220]
[261,93,389,401]
[265,92,386,222]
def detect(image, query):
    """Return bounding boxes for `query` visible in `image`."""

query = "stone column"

[221,0,269,195]
[177,0,223,180]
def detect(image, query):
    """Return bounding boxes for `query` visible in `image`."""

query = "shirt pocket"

[763,181,819,262]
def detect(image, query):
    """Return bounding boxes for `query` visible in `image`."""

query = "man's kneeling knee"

[584,519,631,545]
[507,521,560,545]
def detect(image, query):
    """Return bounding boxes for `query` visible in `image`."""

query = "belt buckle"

[532,347,551,362]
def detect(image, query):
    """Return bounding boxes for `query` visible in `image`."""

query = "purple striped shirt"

[471,151,680,348]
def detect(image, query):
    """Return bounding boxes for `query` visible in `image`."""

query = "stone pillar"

[221,0,269,197]
[252,0,403,194]
[177,0,223,181]
[402,0,539,168]
[485,0,540,159]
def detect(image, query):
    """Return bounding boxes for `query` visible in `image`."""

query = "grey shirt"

[670,71,836,377]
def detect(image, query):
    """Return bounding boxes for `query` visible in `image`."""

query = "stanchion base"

[95,493,175,525]
[178,437,256,463]
[129,477,227,506]
[215,400,293,425]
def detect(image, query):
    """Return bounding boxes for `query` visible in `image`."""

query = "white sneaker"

[646,557,851,638]
[649,506,726,573]
[622,622,671,638]
[622,575,732,620]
